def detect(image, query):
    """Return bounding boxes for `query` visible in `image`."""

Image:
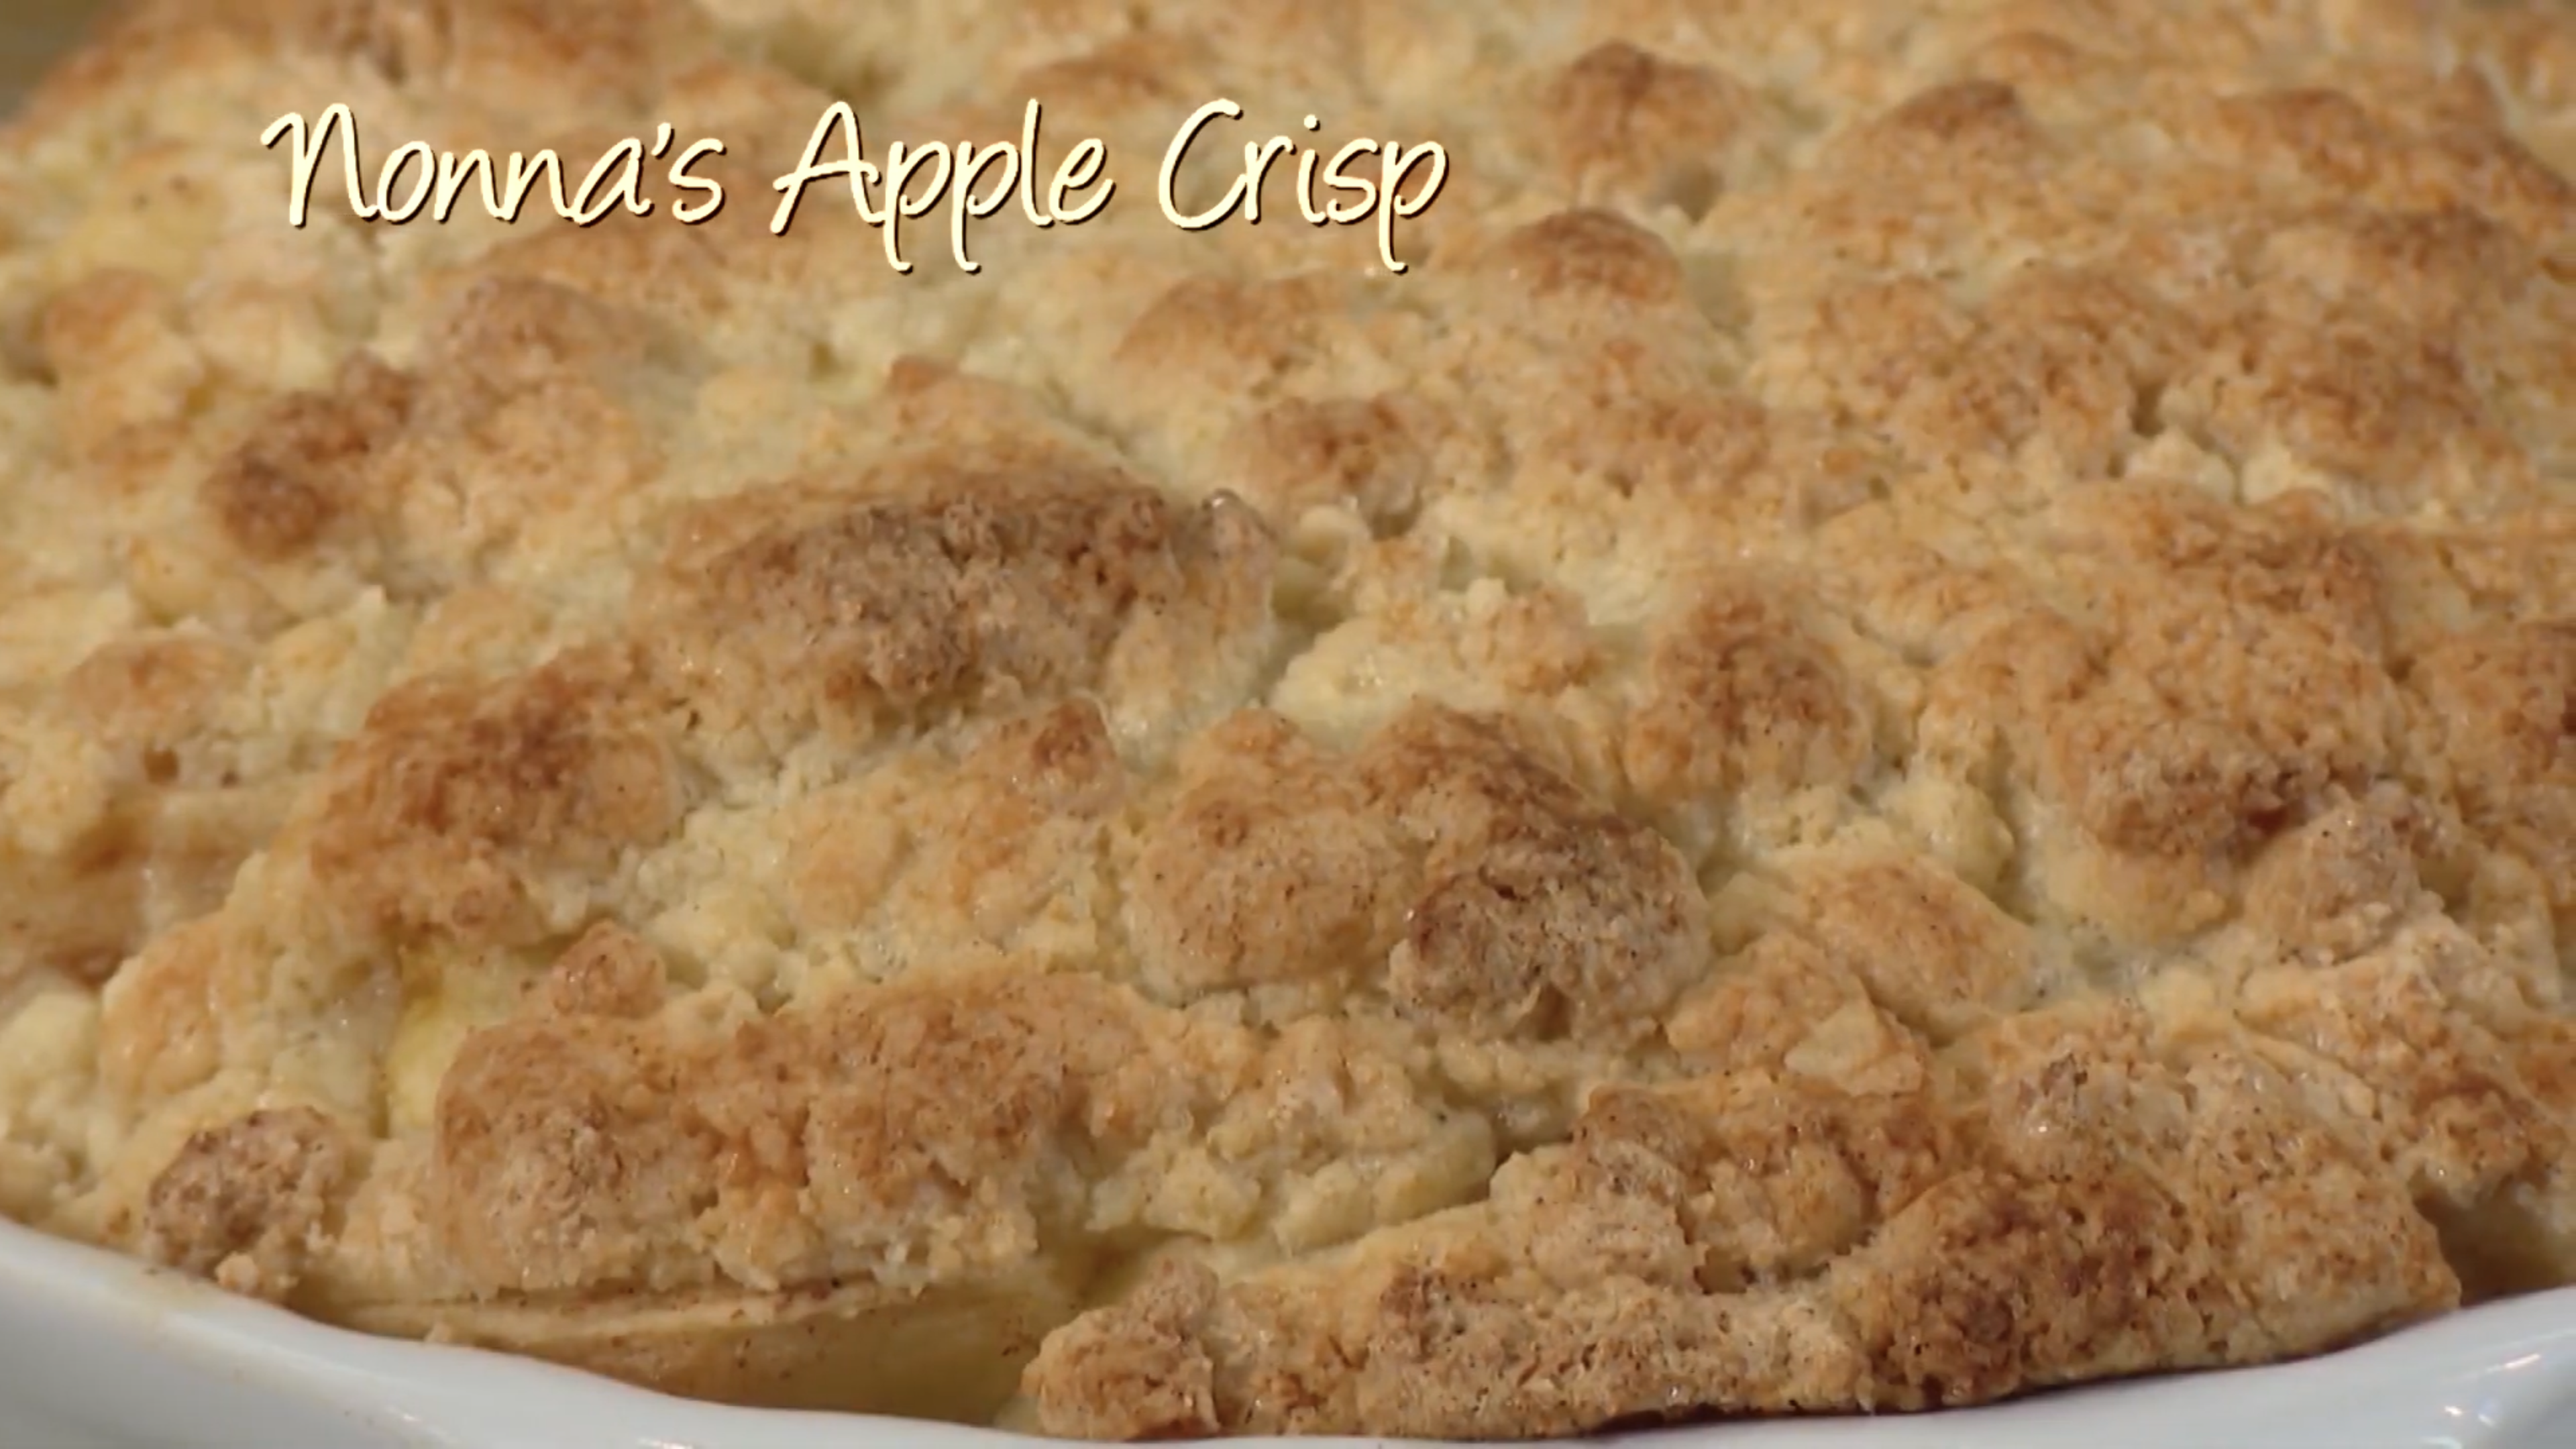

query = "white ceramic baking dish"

[2,1216,2572,1449]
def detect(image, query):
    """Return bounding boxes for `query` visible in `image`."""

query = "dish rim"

[5,1216,2576,1449]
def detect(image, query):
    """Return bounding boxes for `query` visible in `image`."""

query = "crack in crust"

[1,0,2573,1438]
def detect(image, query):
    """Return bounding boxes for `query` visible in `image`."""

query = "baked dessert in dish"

[1,0,2571,1438]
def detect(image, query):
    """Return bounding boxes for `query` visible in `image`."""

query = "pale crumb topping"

[0,0,2571,1438]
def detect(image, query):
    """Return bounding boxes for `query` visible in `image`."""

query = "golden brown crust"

[1540,42,1758,213]
[1363,704,1713,1044]
[637,464,1277,756]
[202,354,419,562]
[1,0,2572,1438]
[309,647,682,947]
[138,1105,356,1301]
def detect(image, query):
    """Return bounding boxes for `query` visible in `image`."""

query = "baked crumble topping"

[0,0,2571,1437]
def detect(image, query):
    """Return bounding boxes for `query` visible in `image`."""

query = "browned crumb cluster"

[1,0,2573,1439]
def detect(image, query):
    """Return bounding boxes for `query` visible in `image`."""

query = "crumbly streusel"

[0,0,2571,1437]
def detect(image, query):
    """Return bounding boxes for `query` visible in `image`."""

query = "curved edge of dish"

[2,1218,2573,1449]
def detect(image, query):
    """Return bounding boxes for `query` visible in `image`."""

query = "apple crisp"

[0,0,2571,1438]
